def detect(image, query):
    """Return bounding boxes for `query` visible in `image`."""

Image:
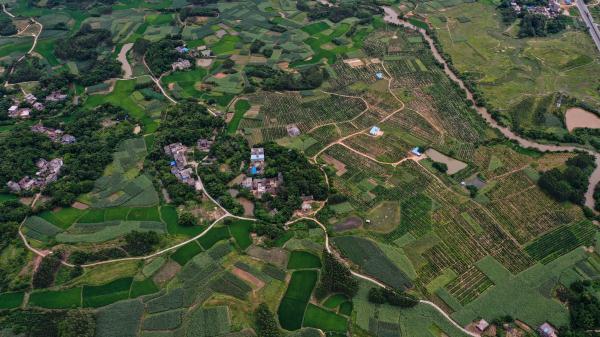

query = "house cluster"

[240,147,283,197]
[197,45,213,58]
[241,173,283,198]
[31,123,76,144]
[164,143,196,187]
[7,158,63,192]
[8,91,66,119]
[514,0,564,17]
[172,59,192,71]
[473,319,557,337]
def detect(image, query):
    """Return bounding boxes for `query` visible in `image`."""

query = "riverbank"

[382,6,600,210]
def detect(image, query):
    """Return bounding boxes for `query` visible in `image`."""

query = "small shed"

[375,72,384,80]
[475,319,489,332]
[411,147,422,156]
[369,126,381,136]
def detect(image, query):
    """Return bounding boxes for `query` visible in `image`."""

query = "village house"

[45,91,68,102]
[31,123,76,144]
[286,124,301,137]
[241,173,283,198]
[25,93,37,104]
[249,147,265,175]
[538,323,557,337]
[200,49,212,57]
[8,106,31,119]
[164,143,197,186]
[475,319,489,332]
[369,126,383,136]
[301,195,314,213]
[33,102,44,111]
[7,158,63,192]
[197,138,214,152]
[172,59,192,71]
[175,46,190,53]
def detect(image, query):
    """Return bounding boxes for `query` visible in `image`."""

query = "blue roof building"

[411,147,422,156]
[375,72,384,80]
[170,161,177,166]
[250,166,258,175]
[369,126,380,136]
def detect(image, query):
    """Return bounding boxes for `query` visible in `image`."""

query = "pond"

[565,108,600,132]
[425,149,467,175]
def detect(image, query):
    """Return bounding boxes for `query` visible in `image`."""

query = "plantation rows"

[445,266,494,305]
[471,145,533,179]
[343,134,411,163]
[252,92,365,132]
[329,62,385,89]
[525,220,596,263]
[383,108,442,146]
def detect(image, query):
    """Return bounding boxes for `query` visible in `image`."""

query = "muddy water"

[565,108,600,132]
[382,6,600,209]
[425,149,467,174]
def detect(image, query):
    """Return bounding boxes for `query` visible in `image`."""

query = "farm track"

[2,4,43,82]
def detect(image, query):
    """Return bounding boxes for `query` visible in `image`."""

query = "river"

[382,6,600,209]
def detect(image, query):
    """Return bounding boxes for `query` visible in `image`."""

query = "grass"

[228,220,253,250]
[277,270,318,330]
[211,35,241,55]
[228,99,251,134]
[323,294,348,309]
[303,304,347,332]
[84,80,158,133]
[127,207,161,222]
[197,226,231,249]
[83,277,133,308]
[171,241,204,266]
[29,287,82,309]
[130,278,159,298]
[162,68,207,98]
[0,292,24,309]
[161,205,205,237]
[287,250,321,269]
[301,21,330,35]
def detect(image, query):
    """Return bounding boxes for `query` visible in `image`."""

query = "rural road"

[383,6,600,210]
[576,0,600,53]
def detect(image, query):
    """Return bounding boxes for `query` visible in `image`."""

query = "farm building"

[475,319,489,332]
[369,126,383,136]
[172,59,192,71]
[33,102,44,111]
[7,158,63,192]
[176,46,189,53]
[197,138,214,152]
[538,323,557,337]
[375,72,384,80]
[45,91,68,102]
[241,173,283,197]
[411,147,422,156]
[31,123,76,144]
[25,93,37,104]
[286,124,301,137]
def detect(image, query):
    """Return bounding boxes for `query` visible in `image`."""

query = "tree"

[123,231,160,256]
[367,287,419,308]
[58,310,95,337]
[32,254,62,288]
[368,287,386,304]
[178,212,197,227]
[254,303,281,337]
[432,162,448,173]
[222,58,235,69]
[317,251,358,298]
[0,16,17,36]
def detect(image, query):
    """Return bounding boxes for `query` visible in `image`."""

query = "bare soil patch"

[153,260,181,286]
[71,201,89,210]
[565,107,600,132]
[196,58,213,68]
[333,216,362,232]
[231,267,265,290]
[237,197,254,217]
[246,245,288,268]
[322,154,347,176]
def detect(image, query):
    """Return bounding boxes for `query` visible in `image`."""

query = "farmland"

[0,0,598,336]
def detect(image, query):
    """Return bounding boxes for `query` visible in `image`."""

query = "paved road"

[576,0,600,53]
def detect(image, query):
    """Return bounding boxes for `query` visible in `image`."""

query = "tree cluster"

[0,308,95,337]
[316,251,358,299]
[367,287,419,308]
[245,64,328,91]
[145,38,194,75]
[538,153,596,205]
[123,230,160,256]
[69,247,127,265]
[254,303,281,337]
[55,24,112,61]
[8,57,45,84]
[252,142,328,223]
[556,280,600,336]
[297,1,381,23]
[32,254,62,289]
[0,15,17,36]
[57,310,95,337]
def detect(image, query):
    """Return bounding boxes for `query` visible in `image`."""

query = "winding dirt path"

[117,43,134,79]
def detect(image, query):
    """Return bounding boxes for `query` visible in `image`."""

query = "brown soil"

[237,197,254,217]
[231,267,265,290]
[333,216,362,232]
[246,246,288,268]
[153,260,181,286]
[71,201,89,210]
[214,72,227,79]
[322,154,347,176]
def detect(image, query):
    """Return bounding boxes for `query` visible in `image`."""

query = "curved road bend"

[382,6,600,209]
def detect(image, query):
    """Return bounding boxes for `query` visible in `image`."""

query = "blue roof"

[250,166,257,175]
[170,161,176,166]
[411,147,422,155]
[375,72,384,79]
[369,126,380,135]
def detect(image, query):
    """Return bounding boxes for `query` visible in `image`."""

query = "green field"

[197,226,231,250]
[278,270,318,330]
[303,304,347,332]
[228,220,253,250]
[83,277,133,308]
[287,251,321,269]
[171,241,204,266]
[0,292,24,309]
[29,287,82,309]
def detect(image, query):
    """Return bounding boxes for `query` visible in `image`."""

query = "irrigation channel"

[381,6,600,210]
